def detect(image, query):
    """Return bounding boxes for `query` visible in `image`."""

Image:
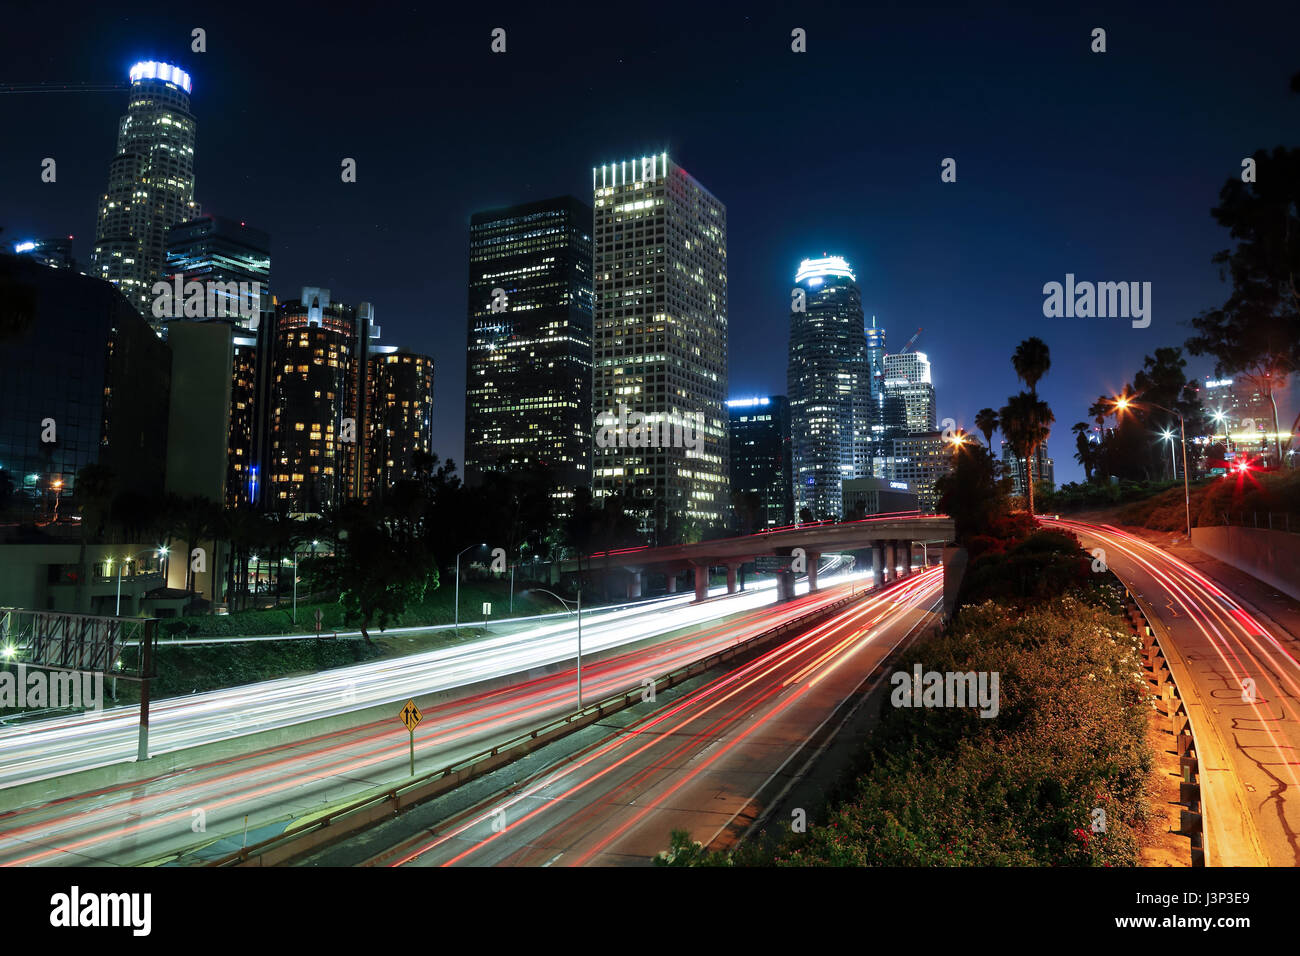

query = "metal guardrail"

[1116,579,1205,866]
[1218,511,1298,534]
[207,585,878,867]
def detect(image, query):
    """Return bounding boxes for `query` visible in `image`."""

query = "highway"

[366,567,944,867]
[1048,519,1299,866]
[0,566,852,791]
[0,567,879,866]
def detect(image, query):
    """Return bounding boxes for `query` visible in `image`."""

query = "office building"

[882,351,936,434]
[368,349,435,500]
[465,196,593,505]
[91,61,200,322]
[591,154,729,535]
[266,288,379,513]
[0,252,171,531]
[842,476,919,519]
[787,255,870,519]
[12,237,76,271]
[876,431,952,513]
[1201,376,1278,456]
[727,396,793,530]
[1001,441,1055,497]
[164,216,270,323]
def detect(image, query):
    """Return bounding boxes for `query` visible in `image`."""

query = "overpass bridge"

[557,513,956,602]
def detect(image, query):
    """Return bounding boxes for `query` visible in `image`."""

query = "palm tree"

[1012,337,1052,395]
[974,407,1000,450]
[1071,421,1095,482]
[1088,396,1112,431]
[999,392,1055,516]
[170,495,221,596]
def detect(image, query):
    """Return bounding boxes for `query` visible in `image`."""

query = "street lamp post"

[1160,428,1177,480]
[454,543,486,635]
[1115,396,1192,538]
[531,587,583,707]
[292,539,319,625]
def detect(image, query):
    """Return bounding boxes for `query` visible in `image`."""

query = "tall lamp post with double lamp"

[530,587,583,707]
[454,543,487,635]
[1114,396,1191,538]
[115,547,167,616]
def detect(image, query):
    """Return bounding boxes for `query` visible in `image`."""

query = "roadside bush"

[770,598,1151,867]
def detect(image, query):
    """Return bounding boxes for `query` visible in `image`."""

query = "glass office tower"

[591,154,729,537]
[727,396,793,530]
[91,61,200,323]
[465,196,593,508]
[787,255,870,520]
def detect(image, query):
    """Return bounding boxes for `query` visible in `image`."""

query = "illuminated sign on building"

[795,256,856,284]
[129,60,192,94]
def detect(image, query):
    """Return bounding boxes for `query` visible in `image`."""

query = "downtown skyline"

[3,2,1299,486]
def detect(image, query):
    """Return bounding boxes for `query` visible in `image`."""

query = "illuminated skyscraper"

[368,349,435,500]
[465,196,593,506]
[883,351,936,433]
[12,237,76,271]
[91,61,200,322]
[165,216,270,322]
[787,255,870,520]
[591,154,729,536]
[727,396,793,530]
[1001,440,1055,498]
[266,288,379,513]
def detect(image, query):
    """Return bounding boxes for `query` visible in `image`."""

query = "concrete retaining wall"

[1191,526,1300,602]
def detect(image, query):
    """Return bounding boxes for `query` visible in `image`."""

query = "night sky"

[4,0,1298,484]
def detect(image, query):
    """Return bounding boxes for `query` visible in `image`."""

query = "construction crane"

[897,327,923,355]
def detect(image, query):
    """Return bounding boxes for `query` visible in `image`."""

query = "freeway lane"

[1048,519,1298,866]
[0,572,874,866]
[372,567,943,867]
[0,567,853,792]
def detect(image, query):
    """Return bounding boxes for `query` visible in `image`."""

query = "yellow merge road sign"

[399,699,423,732]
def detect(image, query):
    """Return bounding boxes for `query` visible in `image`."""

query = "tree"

[315,502,438,643]
[999,392,1055,517]
[934,444,1011,543]
[731,489,763,535]
[1186,142,1300,465]
[1088,396,1113,431]
[1071,422,1095,483]
[1011,337,1052,396]
[1007,339,1053,509]
[974,407,999,450]
[73,463,116,613]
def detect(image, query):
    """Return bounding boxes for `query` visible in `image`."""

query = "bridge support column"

[902,541,913,578]
[693,563,709,603]
[627,570,643,599]
[725,562,741,594]
[775,569,796,603]
[874,541,887,587]
[805,551,821,592]
[666,572,678,594]
[887,540,898,584]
